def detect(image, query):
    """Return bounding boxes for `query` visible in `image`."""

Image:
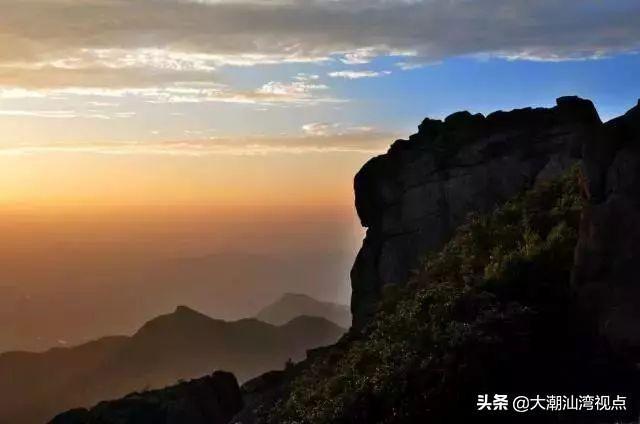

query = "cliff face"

[265,98,640,423]
[574,100,640,349]
[351,96,601,328]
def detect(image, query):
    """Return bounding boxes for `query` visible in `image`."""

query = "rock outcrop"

[351,96,602,328]
[573,100,640,350]
[49,371,243,424]
[263,99,640,423]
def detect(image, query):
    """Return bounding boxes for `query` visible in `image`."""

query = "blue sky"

[0,0,637,162]
[140,52,640,141]
[0,0,639,154]
[332,53,640,127]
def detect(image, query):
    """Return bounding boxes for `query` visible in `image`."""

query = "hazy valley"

[0,296,346,423]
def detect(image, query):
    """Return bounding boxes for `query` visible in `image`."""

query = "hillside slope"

[267,167,640,423]
[262,98,640,423]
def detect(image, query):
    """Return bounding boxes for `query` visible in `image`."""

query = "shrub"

[265,167,618,424]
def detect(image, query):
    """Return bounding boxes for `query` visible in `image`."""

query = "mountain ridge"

[0,304,344,424]
[256,293,351,328]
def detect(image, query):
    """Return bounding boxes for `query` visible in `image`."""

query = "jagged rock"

[48,371,243,424]
[573,100,640,350]
[351,96,602,328]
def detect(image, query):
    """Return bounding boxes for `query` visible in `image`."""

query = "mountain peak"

[133,305,220,339]
[160,305,213,323]
[173,305,200,316]
[256,293,351,328]
[281,315,343,329]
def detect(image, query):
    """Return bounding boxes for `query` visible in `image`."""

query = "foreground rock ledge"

[49,371,243,424]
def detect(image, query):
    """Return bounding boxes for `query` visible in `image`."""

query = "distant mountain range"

[0,305,344,424]
[256,293,351,328]
[0,250,353,353]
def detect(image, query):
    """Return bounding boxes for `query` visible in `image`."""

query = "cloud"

[395,62,427,71]
[294,73,320,82]
[0,109,136,120]
[0,0,638,93]
[0,78,343,105]
[0,110,78,119]
[339,48,380,65]
[257,80,327,97]
[0,131,395,156]
[302,122,377,137]
[302,122,339,136]
[328,70,391,79]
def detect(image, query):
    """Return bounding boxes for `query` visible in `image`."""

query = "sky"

[1,0,640,350]
[1,0,640,208]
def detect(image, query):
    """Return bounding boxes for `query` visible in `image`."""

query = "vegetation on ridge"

[265,167,635,423]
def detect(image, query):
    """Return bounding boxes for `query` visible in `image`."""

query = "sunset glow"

[1,0,640,352]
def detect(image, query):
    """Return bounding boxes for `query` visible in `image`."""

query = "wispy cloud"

[0,127,394,156]
[0,109,136,120]
[301,122,377,137]
[0,110,78,119]
[328,70,391,79]
[395,62,427,71]
[302,122,340,136]
[0,79,343,106]
[339,48,381,65]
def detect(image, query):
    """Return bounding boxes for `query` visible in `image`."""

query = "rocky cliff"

[264,98,640,423]
[573,100,640,350]
[351,96,601,328]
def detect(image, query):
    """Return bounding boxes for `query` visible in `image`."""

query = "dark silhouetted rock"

[352,96,602,328]
[231,370,287,424]
[49,371,243,424]
[573,100,640,351]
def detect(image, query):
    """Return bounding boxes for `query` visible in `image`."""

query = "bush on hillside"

[265,167,635,424]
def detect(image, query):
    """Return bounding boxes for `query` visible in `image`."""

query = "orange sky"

[0,149,376,212]
[0,150,368,351]
[3,0,640,354]
[0,120,381,352]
